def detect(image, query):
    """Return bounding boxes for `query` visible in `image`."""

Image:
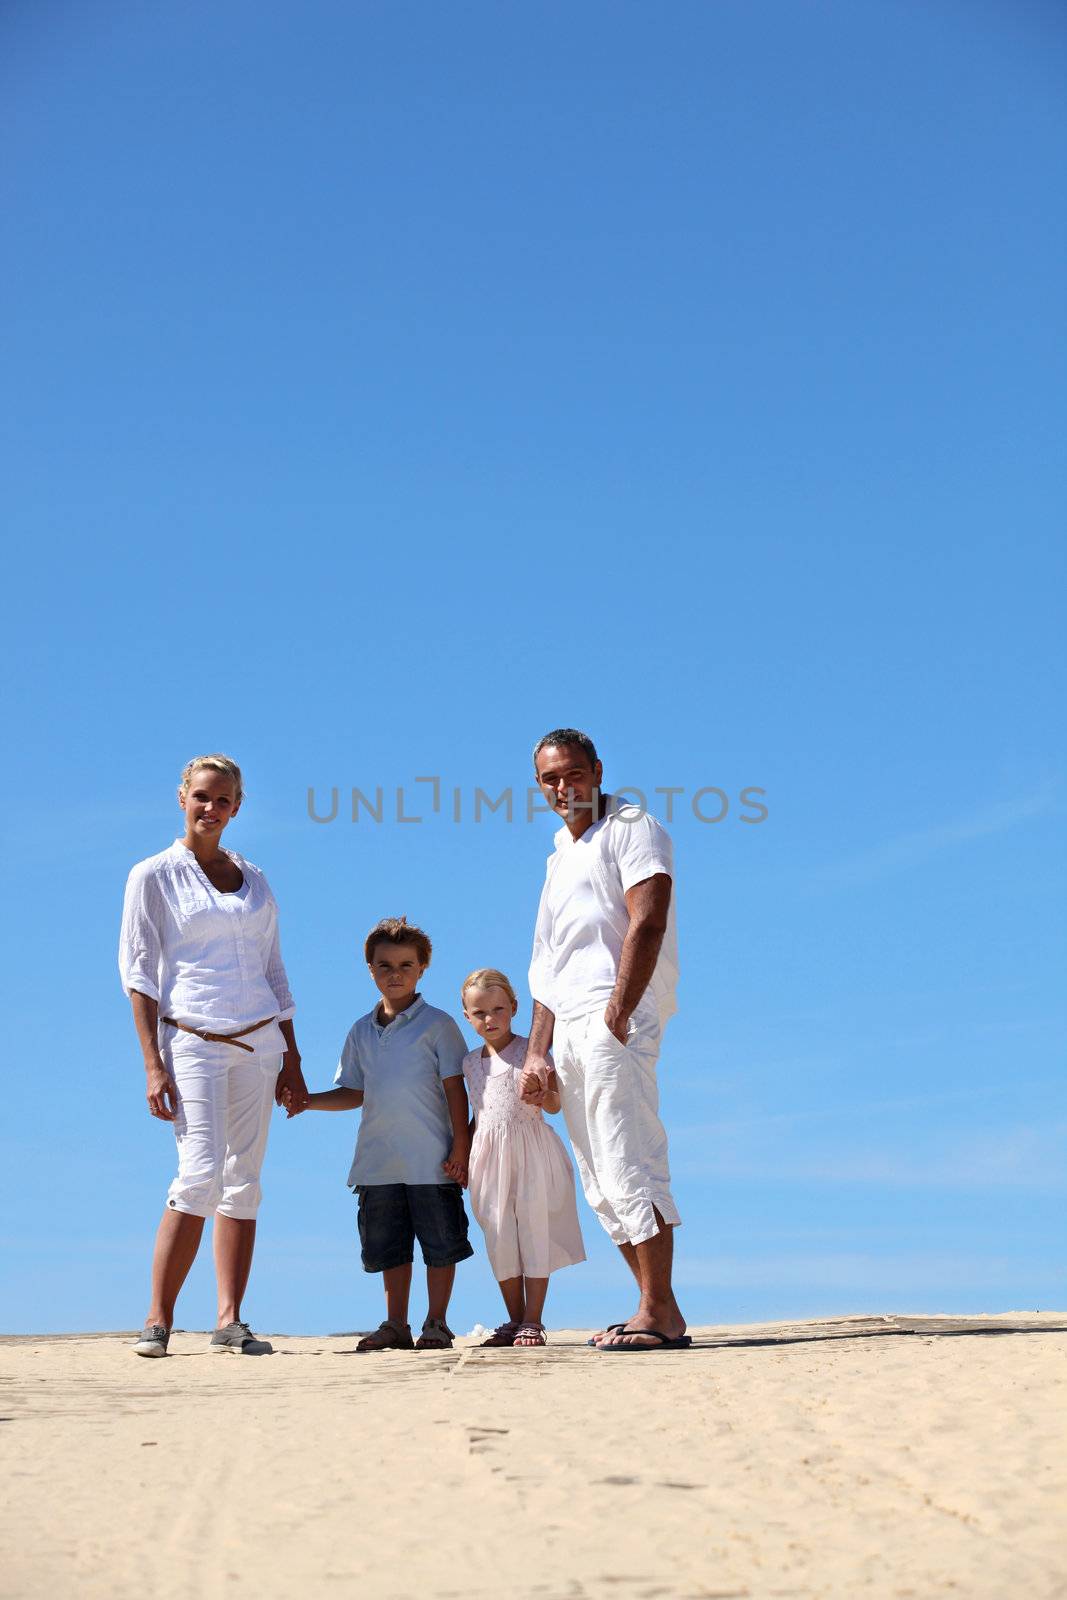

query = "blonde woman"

[119,754,308,1357]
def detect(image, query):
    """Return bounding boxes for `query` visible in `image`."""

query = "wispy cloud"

[674,1121,1067,1191]
[674,1080,1056,1138]
[673,1252,1064,1293]
[808,778,1061,891]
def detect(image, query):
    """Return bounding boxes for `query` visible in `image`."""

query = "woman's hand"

[276,1052,309,1114]
[145,1059,178,1122]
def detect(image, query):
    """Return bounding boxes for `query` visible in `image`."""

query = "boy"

[289,916,473,1350]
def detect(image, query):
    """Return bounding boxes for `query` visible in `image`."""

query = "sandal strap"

[421,1317,454,1338]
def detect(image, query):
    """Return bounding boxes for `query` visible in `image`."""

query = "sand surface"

[2,1313,1065,1600]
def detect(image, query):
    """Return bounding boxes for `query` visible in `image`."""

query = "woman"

[119,754,308,1356]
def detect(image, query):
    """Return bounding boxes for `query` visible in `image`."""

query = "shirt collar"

[553,797,614,851]
[373,993,426,1030]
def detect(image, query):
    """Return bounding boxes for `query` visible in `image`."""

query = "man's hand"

[442,1139,470,1187]
[603,1007,630,1045]
[276,1053,309,1113]
[145,1059,178,1121]
[520,1056,551,1105]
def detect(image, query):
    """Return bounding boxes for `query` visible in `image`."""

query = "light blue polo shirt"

[334,994,468,1186]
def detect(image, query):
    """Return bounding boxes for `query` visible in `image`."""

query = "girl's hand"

[520,1058,550,1104]
[145,1061,178,1122]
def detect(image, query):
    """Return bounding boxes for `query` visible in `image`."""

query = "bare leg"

[146,1209,206,1327]
[425,1263,455,1323]
[383,1263,413,1325]
[600,1209,686,1347]
[498,1276,526,1322]
[618,1240,642,1286]
[214,1215,257,1326]
[514,1276,549,1344]
[588,1239,642,1342]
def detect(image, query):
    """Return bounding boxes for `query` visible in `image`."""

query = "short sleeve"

[118,863,165,1002]
[613,812,674,894]
[462,1050,483,1113]
[434,1016,468,1080]
[334,1025,364,1091]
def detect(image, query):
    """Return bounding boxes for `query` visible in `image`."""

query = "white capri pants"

[163,1040,281,1220]
[552,1002,681,1247]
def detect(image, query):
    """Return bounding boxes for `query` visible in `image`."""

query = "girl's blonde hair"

[179,753,244,804]
[461,968,518,1011]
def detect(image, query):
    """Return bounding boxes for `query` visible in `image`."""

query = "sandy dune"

[2,1313,1064,1600]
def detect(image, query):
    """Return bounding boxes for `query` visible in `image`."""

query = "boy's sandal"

[481,1320,521,1347]
[513,1321,547,1347]
[415,1317,454,1350]
[356,1319,414,1352]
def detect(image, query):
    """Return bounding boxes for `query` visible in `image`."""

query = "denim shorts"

[355,1183,475,1273]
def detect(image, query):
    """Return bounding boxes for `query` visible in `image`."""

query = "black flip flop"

[585,1321,629,1348]
[594,1328,693,1352]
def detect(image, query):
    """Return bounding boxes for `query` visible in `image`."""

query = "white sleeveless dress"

[463,1034,586,1281]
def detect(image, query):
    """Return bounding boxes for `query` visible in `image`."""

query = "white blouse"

[118,841,295,1034]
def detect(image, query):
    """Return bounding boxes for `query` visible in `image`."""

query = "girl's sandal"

[513,1322,547,1347]
[481,1320,521,1347]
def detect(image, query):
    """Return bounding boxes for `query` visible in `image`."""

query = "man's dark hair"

[532,728,599,771]
[364,916,432,967]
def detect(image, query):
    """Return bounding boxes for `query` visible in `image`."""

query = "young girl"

[461,968,585,1347]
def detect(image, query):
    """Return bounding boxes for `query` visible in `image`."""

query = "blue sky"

[2,0,1064,1333]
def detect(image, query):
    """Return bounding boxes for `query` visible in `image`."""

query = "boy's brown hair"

[364,916,433,968]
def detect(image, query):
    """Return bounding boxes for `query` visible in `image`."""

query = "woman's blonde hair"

[179,753,244,804]
[461,968,518,1011]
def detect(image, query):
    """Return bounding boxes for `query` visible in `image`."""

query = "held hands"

[145,1058,179,1121]
[519,1057,551,1106]
[442,1139,470,1187]
[276,1053,310,1116]
[280,1086,305,1118]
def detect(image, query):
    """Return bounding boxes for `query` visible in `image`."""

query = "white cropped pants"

[552,1003,681,1247]
[164,1046,281,1220]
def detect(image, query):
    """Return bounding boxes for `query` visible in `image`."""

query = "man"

[522,729,688,1351]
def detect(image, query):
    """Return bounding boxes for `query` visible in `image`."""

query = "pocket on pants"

[589,1012,636,1055]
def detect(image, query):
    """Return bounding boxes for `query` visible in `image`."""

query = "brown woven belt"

[161,1016,277,1054]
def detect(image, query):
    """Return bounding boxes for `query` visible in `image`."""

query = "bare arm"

[603,873,671,1042]
[520,1000,556,1104]
[130,990,177,1122]
[276,1018,310,1112]
[286,1085,364,1118]
[442,1076,471,1186]
[540,1068,561,1115]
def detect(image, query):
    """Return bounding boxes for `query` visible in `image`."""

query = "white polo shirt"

[529,799,679,1026]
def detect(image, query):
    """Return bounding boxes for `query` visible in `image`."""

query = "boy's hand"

[520,1057,550,1105]
[442,1141,469,1187]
